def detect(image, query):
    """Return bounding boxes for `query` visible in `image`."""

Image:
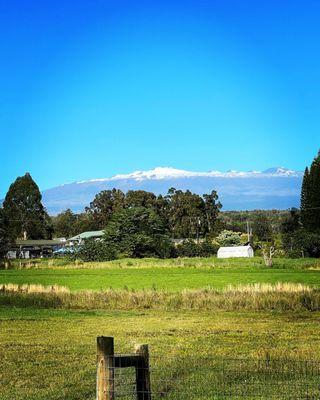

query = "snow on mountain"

[42,167,303,214]
[76,166,301,184]
[262,167,298,176]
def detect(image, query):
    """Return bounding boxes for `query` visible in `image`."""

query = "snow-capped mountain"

[76,166,300,183]
[42,167,303,214]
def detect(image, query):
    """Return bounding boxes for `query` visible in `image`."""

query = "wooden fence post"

[96,336,115,400]
[135,344,152,400]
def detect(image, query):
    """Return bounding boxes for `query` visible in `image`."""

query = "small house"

[217,245,254,259]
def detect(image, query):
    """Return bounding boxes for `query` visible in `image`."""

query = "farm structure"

[7,239,65,259]
[67,230,104,246]
[217,245,254,258]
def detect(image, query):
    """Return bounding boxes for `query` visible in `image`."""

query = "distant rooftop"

[15,239,63,247]
[68,230,105,241]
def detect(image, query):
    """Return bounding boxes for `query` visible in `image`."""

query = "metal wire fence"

[110,355,320,399]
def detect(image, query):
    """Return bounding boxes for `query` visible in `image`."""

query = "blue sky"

[1,0,320,196]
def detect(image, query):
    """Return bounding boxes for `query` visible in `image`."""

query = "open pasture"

[2,257,320,399]
[1,307,320,400]
[1,257,320,292]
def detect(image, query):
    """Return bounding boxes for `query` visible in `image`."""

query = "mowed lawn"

[0,259,320,292]
[1,307,320,400]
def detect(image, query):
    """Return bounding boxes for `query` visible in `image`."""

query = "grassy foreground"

[2,257,320,399]
[1,307,320,400]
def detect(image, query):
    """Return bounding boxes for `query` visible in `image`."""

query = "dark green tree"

[166,188,220,238]
[85,189,125,229]
[203,190,222,235]
[282,229,320,258]
[0,208,9,259]
[176,239,218,257]
[252,213,273,242]
[301,167,312,229]
[125,190,157,209]
[281,208,301,234]
[3,173,52,240]
[104,207,173,258]
[52,209,78,238]
[301,152,320,232]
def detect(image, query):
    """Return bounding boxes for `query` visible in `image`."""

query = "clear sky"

[1,0,320,197]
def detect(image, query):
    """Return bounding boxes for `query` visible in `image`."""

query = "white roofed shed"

[217,245,254,259]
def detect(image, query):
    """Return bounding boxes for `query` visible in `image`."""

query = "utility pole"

[246,221,252,243]
[196,217,201,244]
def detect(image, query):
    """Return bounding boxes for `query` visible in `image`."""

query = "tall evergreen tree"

[301,152,320,232]
[0,208,9,258]
[3,173,52,240]
[309,151,320,230]
[300,167,310,228]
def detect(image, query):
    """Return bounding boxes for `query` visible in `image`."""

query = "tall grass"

[0,283,70,293]
[223,282,313,293]
[1,283,320,312]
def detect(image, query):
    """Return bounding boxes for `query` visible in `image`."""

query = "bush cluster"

[74,239,117,262]
[175,240,218,257]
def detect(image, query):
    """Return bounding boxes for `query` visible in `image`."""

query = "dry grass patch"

[223,282,313,293]
[0,283,70,293]
[1,282,320,312]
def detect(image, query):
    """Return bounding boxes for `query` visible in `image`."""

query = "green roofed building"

[67,230,104,245]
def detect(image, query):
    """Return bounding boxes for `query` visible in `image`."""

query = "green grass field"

[1,257,320,291]
[2,257,320,399]
[1,307,320,399]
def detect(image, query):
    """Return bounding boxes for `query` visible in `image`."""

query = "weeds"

[1,283,319,312]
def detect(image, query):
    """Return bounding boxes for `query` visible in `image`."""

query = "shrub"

[75,239,117,262]
[176,240,218,257]
[217,230,242,247]
[282,229,320,258]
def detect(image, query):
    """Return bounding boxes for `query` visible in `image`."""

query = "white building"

[217,245,254,259]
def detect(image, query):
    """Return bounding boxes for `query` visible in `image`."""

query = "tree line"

[53,187,221,239]
[0,173,222,259]
[1,151,320,260]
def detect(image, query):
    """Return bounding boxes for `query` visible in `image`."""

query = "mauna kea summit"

[41,166,303,214]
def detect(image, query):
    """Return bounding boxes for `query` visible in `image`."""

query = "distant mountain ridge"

[75,166,301,183]
[42,167,303,214]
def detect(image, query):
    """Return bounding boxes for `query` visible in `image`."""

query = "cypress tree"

[301,151,320,232]
[309,151,320,231]
[301,167,311,229]
[3,173,53,240]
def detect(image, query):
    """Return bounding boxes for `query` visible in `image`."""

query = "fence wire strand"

[100,355,320,399]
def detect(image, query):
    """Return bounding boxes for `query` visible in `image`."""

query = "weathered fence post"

[96,336,115,400]
[135,344,152,400]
